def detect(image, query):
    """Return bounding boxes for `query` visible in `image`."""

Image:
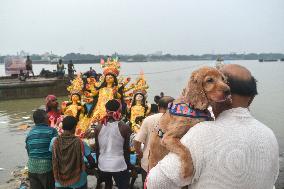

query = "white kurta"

[98,121,127,172]
[147,108,279,189]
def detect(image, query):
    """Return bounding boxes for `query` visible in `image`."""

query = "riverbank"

[0,164,143,189]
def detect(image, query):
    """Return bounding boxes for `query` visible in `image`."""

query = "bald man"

[213,64,257,117]
[147,65,279,189]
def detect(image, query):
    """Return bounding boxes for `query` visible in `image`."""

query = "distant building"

[19,50,29,57]
[152,51,163,56]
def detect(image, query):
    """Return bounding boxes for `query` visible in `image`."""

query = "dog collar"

[157,129,164,138]
[168,102,211,120]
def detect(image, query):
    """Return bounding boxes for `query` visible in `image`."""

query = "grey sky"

[0,0,283,55]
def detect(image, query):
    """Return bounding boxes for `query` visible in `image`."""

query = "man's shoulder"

[252,119,278,141]
[144,113,163,123]
[118,121,131,131]
[182,121,214,140]
[44,126,58,133]
[118,120,129,127]
[29,125,57,134]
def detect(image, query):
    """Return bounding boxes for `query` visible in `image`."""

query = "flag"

[100,58,105,65]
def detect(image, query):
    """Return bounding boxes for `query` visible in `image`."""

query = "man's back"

[26,124,57,159]
[155,107,279,189]
[97,121,129,172]
[26,124,58,174]
[135,113,163,171]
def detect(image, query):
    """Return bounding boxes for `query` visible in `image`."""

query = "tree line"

[1,52,284,63]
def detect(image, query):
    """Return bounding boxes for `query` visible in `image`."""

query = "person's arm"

[147,166,180,189]
[120,122,132,169]
[94,124,102,167]
[147,124,205,188]
[133,117,149,159]
[49,137,56,153]
[133,140,143,159]
[147,152,190,189]
[25,136,29,155]
[52,128,58,138]
[83,142,96,168]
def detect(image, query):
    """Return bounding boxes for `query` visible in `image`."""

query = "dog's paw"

[181,162,193,178]
[160,138,167,147]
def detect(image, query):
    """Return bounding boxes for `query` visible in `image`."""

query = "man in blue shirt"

[26,109,58,189]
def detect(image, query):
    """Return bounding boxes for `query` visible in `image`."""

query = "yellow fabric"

[75,116,92,137]
[64,104,79,117]
[91,87,115,123]
[130,104,145,132]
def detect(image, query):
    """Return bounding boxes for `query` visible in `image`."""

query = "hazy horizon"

[1,0,283,56]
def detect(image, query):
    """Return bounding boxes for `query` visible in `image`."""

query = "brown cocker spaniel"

[148,66,231,178]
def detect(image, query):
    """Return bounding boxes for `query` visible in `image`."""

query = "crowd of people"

[24,60,279,189]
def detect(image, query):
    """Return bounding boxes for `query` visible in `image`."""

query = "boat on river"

[0,76,69,101]
[258,59,278,62]
[0,56,70,101]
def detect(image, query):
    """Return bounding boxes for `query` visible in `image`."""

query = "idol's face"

[135,94,144,101]
[71,94,80,102]
[106,75,114,84]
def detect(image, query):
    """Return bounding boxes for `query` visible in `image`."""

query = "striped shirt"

[26,124,58,173]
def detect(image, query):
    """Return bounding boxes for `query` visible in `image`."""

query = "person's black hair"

[150,104,159,114]
[227,76,258,97]
[62,116,78,131]
[96,73,118,89]
[33,109,47,125]
[118,85,127,115]
[135,116,144,124]
[154,92,165,104]
[59,59,62,63]
[105,99,121,112]
[95,73,102,82]
[158,96,175,109]
[154,95,161,104]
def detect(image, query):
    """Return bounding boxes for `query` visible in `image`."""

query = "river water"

[0,60,283,188]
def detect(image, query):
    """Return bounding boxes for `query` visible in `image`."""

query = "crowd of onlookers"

[25,64,279,189]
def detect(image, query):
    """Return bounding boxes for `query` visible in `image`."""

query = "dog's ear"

[183,70,209,110]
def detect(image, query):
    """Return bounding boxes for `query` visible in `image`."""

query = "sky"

[0,0,283,55]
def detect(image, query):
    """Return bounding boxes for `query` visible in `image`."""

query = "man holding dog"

[147,64,279,189]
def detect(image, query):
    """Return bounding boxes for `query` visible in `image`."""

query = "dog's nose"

[224,88,231,96]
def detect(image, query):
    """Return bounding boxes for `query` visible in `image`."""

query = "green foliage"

[1,52,284,64]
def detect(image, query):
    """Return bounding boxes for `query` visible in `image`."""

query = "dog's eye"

[206,78,214,83]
